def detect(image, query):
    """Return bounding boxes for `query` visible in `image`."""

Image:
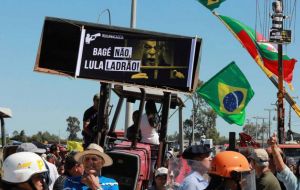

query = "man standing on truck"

[82,93,100,149]
[126,110,142,141]
[140,100,160,145]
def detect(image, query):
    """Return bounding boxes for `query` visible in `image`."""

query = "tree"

[12,130,19,137]
[243,122,269,141]
[31,131,43,142]
[19,130,27,142]
[30,131,60,143]
[242,123,257,138]
[167,131,179,141]
[183,119,193,142]
[11,130,28,142]
[183,80,218,144]
[206,126,220,144]
[66,116,81,140]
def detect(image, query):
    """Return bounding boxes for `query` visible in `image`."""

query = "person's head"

[295,159,300,178]
[249,148,270,175]
[93,93,100,109]
[74,143,113,175]
[145,100,157,115]
[132,110,139,124]
[154,167,168,190]
[208,151,253,190]
[286,157,297,174]
[57,162,65,175]
[46,153,57,165]
[182,144,212,174]
[64,152,84,177]
[58,145,68,159]
[142,40,158,66]
[50,144,59,156]
[2,152,48,190]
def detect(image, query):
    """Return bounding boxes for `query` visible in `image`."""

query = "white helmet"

[2,152,48,183]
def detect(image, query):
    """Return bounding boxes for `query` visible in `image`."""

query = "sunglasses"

[156,175,167,180]
[32,173,47,180]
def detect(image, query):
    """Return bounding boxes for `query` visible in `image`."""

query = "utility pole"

[261,118,267,147]
[270,0,290,144]
[125,0,137,134]
[58,128,61,144]
[253,116,267,143]
[191,100,195,145]
[253,116,259,140]
[264,108,274,138]
[246,119,251,135]
[188,95,195,145]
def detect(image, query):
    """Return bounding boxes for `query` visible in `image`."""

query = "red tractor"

[94,84,185,190]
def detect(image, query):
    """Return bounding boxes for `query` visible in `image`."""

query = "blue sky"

[0,0,299,140]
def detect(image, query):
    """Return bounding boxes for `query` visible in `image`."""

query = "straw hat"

[74,143,113,167]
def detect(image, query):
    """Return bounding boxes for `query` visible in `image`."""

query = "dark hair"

[93,94,100,101]
[132,110,139,122]
[64,154,78,176]
[50,144,58,152]
[145,100,157,115]
[205,175,225,190]
[295,159,300,178]
[205,175,242,190]
[1,181,19,190]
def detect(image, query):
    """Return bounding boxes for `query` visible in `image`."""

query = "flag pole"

[213,12,300,118]
[271,0,285,144]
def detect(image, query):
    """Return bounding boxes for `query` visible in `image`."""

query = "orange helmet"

[209,151,251,178]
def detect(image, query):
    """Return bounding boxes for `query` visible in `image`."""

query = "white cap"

[155,167,168,177]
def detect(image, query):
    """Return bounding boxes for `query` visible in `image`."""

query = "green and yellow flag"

[197,62,254,126]
[67,141,84,152]
[197,0,226,11]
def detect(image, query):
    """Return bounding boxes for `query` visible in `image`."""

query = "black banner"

[35,17,201,92]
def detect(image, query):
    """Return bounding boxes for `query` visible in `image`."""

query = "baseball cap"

[155,167,168,177]
[249,148,269,163]
[16,143,46,154]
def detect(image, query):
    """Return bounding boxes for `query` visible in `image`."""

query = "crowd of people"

[2,93,300,190]
[162,133,300,190]
[1,142,119,190]
[2,133,300,190]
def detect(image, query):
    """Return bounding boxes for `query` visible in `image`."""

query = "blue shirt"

[277,165,300,190]
[179,171,209,190]
[63,175,119,190]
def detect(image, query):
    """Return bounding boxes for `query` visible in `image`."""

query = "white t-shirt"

[140,113,159,145]
[45,160,59,190]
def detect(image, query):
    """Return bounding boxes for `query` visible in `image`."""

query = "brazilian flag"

[197,62,254,126]
[197,0,226,11]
